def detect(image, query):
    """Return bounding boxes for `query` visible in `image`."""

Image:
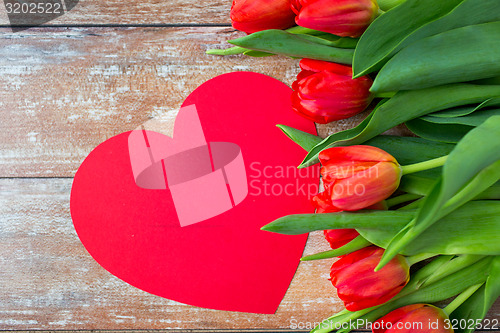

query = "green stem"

[443,283,484,315]
[386,193,422,208]
[301,235,371,261]
[401,155,448,175]
[406,253,436,266]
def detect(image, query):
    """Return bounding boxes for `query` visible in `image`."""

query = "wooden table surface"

[0,0,498,331]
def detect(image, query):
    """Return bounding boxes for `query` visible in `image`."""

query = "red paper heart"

[70,72,318,314]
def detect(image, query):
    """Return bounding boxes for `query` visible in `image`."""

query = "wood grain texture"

[0,26,403,178]
[0,27,285,177]
[0,26,498,331]
[0,0,232,26]
[0,178,342,330]
[1,179,499,330]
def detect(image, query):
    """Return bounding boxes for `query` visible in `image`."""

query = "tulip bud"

[312,190,343,213]
[323,229,360,249]
[372,304,453,333]
[322,200,386,248]
[230,0,297,34]
[330,246,410,311]
[292,59,373,124]
[315,193,386,248]
[291,0,379,37]
[319,145,401,211]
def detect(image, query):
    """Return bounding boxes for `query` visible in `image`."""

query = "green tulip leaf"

[370,257,491,333]
[354,0,500,78]
[399,175,438,196]
[421,108,500,126]
[411,255,483,291]
[353,0,463,77]
[474,76,500,85]
[401,173,500,199]
[474,96,500,109]
[450,285,489,333]
[406,119,473,143]
[291,32,358,49]
[450,257,500,333]
[277,130,500,199]
[430,105,478,118]
[371,22,500,92]
[229,30,354,64]
[407,106,500,143]
[262,201,500,256]
[484,256,500,318]
[276,125,322,152]
[206,26,352,57]
[360,201,500,256]
[243,50,273,57]
[365,135,454,165]
[206,46,248,56]
[310,256,494,333]
[379,116,500,269]
[262,210,410,235]
[393,257,493,308]
[300,84,500,168]
[426,98,500,118]
[300,236,371,261]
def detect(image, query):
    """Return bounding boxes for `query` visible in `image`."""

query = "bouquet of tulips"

[208,0,500,332]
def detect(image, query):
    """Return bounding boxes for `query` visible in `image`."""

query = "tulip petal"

[321,161,377,182]
[319,146,398,165]
[312,191,343,213]
[330,246,380,279]
[329,247,409,311]
[330,161,401,211]
[335,263,406,308]
[300,58,353,76]
[372,304,425,333]
[294,0,378,37]
[380,304,453,333]
[230,0,296,34]
[324,229,360,249]
[291,62,373,123]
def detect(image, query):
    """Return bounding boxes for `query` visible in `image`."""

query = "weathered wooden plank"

[1,178,499,330]
[0,0,232,26]
[0,27,405,178]
[0,27,285,177]
[0,178,342,330]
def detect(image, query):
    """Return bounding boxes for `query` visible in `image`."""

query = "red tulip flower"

[323,229,360,249]
[314,190,386,248]
[319,145,401,211]
[373,304,453,333]
[312,190,364,249]
[291,59,373,124]
[312,190,343,213]
[330,246,410,311]
[230,0,296,34]
[319,200,386,248]
[291,0,379,37]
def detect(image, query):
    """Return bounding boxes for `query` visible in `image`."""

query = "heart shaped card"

[70,72,319,314]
